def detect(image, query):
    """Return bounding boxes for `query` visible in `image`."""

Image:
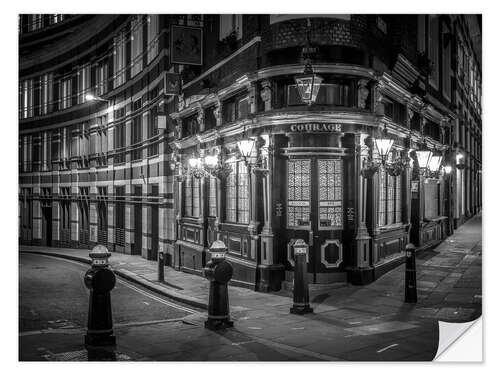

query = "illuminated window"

[184,177,200,217]
[225,161,249,224]
[287,159,311,228]
[318,159,343,229]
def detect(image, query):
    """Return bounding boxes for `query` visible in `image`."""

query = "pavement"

[19,213,482,361]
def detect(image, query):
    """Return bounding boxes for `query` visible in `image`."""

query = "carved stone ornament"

[197,109,205,130]
[357,79,370,109]
[175,118,182,140]
[260,80,272,111]
[213,101,221,126]
[374,84,385,115]
[177,94,185,112]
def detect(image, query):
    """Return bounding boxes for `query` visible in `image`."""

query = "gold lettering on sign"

[290,123,342,132]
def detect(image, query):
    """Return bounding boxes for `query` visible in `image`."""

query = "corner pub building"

[19,14,482,291]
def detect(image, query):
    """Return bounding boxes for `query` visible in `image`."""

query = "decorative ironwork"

[287,159,311,227]
[318,159,343,229]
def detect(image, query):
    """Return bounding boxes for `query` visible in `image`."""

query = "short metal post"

[203,240,234,330]
[158,249,165,282]
[404,243,417,303]
[84,245,116,347]
[290,239,313,314]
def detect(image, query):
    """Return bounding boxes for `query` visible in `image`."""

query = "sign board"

[269,15,351,25]
[289,123,343,133]
[165,73,181,95]
[171,25,203,65]
[411,180,420,193]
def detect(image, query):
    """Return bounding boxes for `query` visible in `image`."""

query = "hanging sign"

[165,73,181,95]
[171,25,203,65]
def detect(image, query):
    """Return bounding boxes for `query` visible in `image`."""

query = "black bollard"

[158,249,165,282]
[84,245,116,347]
[404,243,418,303]
[203,240,234,330]
[290,239,313,314]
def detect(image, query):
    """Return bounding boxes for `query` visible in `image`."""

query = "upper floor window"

[219,15,242,40]
[96,61,109,96]
[417,15,426,53]
[288,83,350,107]
[147,15,160,64]
[40,73,53,115]
[77,65,91,104]
[223,94,248,123]
[113,31,127,88]
[131,16,144,77]
[428,15,440,88]
[19,79,33,119]
[60,77,72,110]
[442,23,452,99]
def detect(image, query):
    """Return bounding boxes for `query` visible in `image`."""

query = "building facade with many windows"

[19,14,481,291]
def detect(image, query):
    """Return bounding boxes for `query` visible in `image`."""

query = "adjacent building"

[19,14,481,290]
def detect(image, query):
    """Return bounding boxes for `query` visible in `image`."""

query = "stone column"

[142,190,152,259]
[32,186,42,243]
[52,200,60,244]
[355,134,372,269]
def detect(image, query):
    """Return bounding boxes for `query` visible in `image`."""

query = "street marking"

[26,253,199,315]
[117,278,198,314]
[143,301,150,305]
[377,343,399,353]
[246,326,263,330]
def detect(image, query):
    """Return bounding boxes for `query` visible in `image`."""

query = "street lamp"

[237,138,256,165]
[415,143,433,172]
[443,165,452,174]
[294,18,323,106]
[85,93,110,103]
[456,152,466,170]
[374,126,394,166]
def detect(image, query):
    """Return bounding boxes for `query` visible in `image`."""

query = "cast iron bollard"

[404,243,418,303]
[203,240,234,330]
[290,239,313,314]
[84,245,116,346]
[158,248,165,282]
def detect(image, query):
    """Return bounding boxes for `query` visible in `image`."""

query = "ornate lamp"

[415,142,433,172]
[204,152,232,180]
[188,156,205,179]
[294,63,323,106]
[456,152,466,170]
[294,18,322,106]
[237,138,256,165]
[374,126,394,165]
[428,154,443,174]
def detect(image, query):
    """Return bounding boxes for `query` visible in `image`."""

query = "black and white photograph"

[16,8,484,363]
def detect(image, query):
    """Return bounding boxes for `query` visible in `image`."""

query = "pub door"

[287,157,344,283]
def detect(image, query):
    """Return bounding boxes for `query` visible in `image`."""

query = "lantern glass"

[188,157,202,169]
[443,165,452,174]
[204,154,218,168]
[294,74,323,104]
[374,137,394,161]
[456,153,464,163]
[415,149,432,170]
[237,139,256,159]
[428,155,443,172]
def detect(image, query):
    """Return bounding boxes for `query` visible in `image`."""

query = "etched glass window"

[287,159,311,227]
[318,159,343,229]
[378,165,403,226]
[208,175,217,217]
[225,161,249,224]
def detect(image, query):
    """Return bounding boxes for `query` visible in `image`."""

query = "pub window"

[51,130,60,165]
[287,83,350,107]
[287,159,311,228]
[424,179,440,219]
[182,114,199,136]
[20,79,34,119]
[32,134,41,172]
[318,159,343,229]
[115,185,125,247]
[208,175,217,217]
[223,94,248,123]
[183,176,200,217]
[131,15,144,77]
[377,153,402,226]
[225,161,249,224]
